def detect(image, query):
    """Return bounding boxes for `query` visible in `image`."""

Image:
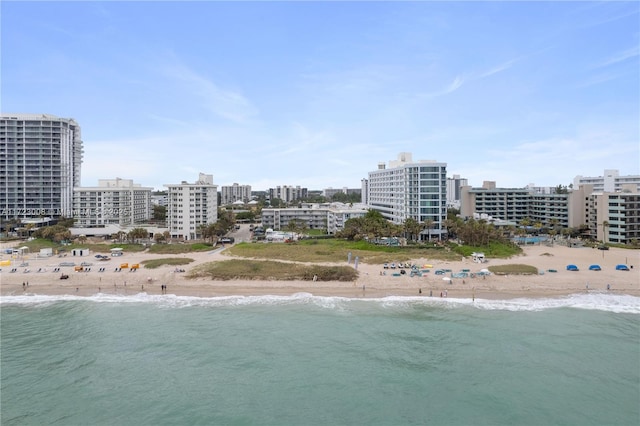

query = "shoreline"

[2,244,639,300]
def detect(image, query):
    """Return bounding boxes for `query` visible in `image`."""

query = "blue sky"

[2,1,639,192]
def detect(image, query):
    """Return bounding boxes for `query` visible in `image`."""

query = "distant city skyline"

[3,1,638,191]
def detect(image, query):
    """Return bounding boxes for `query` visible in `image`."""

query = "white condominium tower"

[0,114,83,219]
[165,173,218,241]
[366,152,447,240]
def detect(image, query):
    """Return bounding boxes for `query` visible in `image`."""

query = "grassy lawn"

[141,258,195,269]
[189,259,358,281]
[148,243,214,254]
[225,239,461,264]
[452,242,522,258]
[488,264,539,275]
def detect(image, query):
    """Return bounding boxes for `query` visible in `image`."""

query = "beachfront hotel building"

[365,152,447,240]
[460,182,573,228]
[573,169,640,193]
[460,181,640,244]
[165,173,218,240]
[220,183,252,205]
[72,178,153,227]
[261,203,369,235]
[0,114,83,220]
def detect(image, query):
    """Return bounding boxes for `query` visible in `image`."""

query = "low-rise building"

[73,178,152,227]
[261,203,369,235]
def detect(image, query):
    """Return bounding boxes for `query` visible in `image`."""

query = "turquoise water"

[2,293,639,426]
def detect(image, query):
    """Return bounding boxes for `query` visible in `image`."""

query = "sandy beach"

[1,243,638,299]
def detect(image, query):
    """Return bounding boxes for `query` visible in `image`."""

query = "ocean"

[1,292,639,426]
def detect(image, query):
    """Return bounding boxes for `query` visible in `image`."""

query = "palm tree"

[197,224,209,241]
[403,218,420,242]
[422,219,435,242]
[285,219,308,237]
[127,228,149,244]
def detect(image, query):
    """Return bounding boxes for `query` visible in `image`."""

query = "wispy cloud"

[421,75,466,99]
[421,56,520,99]
[163,61,258,123]
[592,46,639,68]
[478,58,519,79]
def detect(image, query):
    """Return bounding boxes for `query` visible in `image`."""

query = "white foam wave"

[1,292,639,314]
[470,293,640,314]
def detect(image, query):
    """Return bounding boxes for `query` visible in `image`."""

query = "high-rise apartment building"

[573,169,640,193]
[323,187,362,200]
[165,173,218,240]
[72,178,152,227]
[1,114,83,219]
[268,185,308,204]
[446,174,468,209]
[220,183,252,205]
[366,152,447,240]
[586,185,640,244]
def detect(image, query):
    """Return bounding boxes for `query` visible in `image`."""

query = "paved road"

[228,223,253,243]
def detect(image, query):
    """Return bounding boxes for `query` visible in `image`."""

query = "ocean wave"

[1,292,639,314]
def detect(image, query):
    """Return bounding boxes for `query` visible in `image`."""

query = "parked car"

[597,245,609,250]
